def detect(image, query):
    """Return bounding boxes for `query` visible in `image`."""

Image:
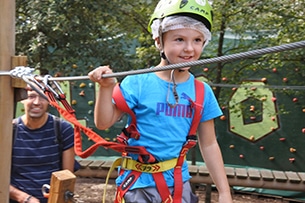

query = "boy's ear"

[155,37,162,50]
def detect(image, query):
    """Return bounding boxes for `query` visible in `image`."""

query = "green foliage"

[16,0,305,95]
[15,0,158,75]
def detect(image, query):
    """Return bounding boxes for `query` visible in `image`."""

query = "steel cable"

[1,40,305,87]
[44,40,305,80]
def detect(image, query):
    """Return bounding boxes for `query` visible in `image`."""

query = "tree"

[15,0,157,77]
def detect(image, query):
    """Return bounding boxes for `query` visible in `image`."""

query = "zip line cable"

[1,40,305,90]
[99,40,305,79]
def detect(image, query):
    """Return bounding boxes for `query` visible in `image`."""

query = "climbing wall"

[196,64,305,172]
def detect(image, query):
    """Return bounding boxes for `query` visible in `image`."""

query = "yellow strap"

[121,157,180,173]
[103,158,123,203]
[103,157,183,202]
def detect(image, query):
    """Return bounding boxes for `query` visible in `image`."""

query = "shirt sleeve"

[201,82,223,122]
[61,120,74,150]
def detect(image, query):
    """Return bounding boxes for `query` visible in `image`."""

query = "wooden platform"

[75,159,305,192]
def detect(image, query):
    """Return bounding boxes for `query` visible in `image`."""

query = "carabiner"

[42,75,62,99]
[22,75,49,101]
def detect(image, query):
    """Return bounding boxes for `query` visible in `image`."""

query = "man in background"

[10,85,76,203]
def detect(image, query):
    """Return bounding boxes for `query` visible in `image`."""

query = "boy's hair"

[150,16,211,48]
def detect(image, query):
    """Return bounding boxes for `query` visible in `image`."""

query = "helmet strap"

[160,51,167,60]
[158,19,171,64]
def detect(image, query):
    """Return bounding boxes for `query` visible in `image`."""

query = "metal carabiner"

[10,66,34,78]
[22,74,49,101]
[42,75,63,99]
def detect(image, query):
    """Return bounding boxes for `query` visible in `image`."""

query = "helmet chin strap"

[158,20,170,64]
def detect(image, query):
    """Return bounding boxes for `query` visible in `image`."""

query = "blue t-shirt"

[115,72,222,189]
[10,114,74,203]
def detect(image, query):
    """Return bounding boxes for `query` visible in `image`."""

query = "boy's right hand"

[88,65,117,87]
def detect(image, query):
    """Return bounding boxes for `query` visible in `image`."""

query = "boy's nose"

[184,42,194,52]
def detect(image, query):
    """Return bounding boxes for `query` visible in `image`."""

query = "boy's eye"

[175,38,184,42]
[195,38,203,42]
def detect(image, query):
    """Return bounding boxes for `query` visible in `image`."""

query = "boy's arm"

[88,66,122,130]
[197,119,233,203]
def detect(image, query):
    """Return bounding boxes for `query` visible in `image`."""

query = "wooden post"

[0,0,15,202]
[11,56,28,105]
[47,170,76,203]
[11,56,28,88]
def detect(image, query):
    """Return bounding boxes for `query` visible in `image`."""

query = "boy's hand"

[88,65,117,87]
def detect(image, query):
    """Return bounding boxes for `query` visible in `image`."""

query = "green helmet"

[148,0,213,33]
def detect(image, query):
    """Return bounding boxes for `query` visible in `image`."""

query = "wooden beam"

[12,56,28,103]
[0,0,15,202]
[47,170,76,203]
[11,56,28,88]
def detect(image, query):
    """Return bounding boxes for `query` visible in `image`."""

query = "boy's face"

[161,29,205,70]
[22,89,49,118]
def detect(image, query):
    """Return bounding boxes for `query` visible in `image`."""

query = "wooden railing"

[75,159,305,202]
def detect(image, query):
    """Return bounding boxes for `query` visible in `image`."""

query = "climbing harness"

[107,79,204,203]
[14,71,204,203]
[11,71,204,202]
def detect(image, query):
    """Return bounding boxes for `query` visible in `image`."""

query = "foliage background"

[16,0,305,96]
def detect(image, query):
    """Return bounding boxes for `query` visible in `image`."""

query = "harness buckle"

[185,135,197,147]
[126,123,140,140]
[121,156,132,169]
[138,154,156,164]
[117,131,129,145]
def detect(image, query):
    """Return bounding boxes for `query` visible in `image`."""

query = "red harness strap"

[113,85,140,142]
[113,84,156,164]
[173,80,204,202]
[114,170,142,203]
[44,90,154,159]
[113,79,204,203]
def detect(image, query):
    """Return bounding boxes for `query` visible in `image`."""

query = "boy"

[88,0,233,202]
